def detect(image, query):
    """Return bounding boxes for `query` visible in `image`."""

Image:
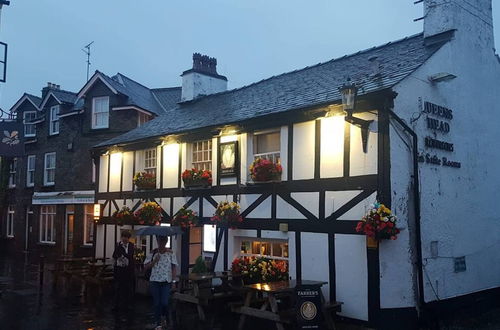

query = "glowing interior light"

[220,135,238,143]
[320,116,344,177]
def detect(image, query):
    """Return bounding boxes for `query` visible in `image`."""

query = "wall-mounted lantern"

[339,79,373,153]
[93,204,101,222]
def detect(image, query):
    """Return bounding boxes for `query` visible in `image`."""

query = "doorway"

[65,206,75,256]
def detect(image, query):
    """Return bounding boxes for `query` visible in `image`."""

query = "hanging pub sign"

[296,285,323,329]
[0,120,24,157]
[219,141,238,177]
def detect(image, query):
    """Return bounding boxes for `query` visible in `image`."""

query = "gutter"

[387,109,425,318]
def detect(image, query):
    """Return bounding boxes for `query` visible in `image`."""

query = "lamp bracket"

[345,113,373,153]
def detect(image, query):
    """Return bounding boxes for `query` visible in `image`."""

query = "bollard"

[39,254,45,288]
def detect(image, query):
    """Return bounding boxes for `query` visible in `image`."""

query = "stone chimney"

[181,53,228,102]
[424,0,494,49]
[41,82,60,99]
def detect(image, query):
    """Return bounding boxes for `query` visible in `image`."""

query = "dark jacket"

[112,242,135,273]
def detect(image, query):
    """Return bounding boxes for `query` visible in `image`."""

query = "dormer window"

[49,105,60,135]
[92,96,109,129]
[23,111,37,137]
[138,112,152,127]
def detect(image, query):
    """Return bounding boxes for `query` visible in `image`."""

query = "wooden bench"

[323,301,343,330]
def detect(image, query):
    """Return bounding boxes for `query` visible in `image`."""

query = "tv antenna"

[82,41,94,82]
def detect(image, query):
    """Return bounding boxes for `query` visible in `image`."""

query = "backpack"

[144,249,158,280]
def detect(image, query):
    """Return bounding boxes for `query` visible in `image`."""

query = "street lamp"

[339,79,373,153]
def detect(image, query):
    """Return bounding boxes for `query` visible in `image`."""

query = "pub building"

[91,1,500,328]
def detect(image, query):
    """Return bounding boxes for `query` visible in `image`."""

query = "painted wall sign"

[425,136,454,152]
[0,121,24,156]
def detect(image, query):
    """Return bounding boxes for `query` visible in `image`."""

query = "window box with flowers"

[134,201,162,225]
[172,207,199,229]
[231,256,288,284]
[111,206,139,226]
[133,172,156,190]
[181,168,212,189]
[249,158,282,183]
[356,202,400,248]
[211,201,243,229]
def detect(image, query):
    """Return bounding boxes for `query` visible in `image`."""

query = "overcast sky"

[1,0,499,111]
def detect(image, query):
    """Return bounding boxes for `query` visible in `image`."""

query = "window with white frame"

[44,152,56,186]
[253,130,281,164]
[92,96,109,129]
[26,155,35,187]
[239,238,289,260]
[49,105,60,135]
[6,205,14,237]
[192,140,212,170]
[8,158,17,187]
[39,205,56,243]
[137,112,152,127]
[84,205,94,245]
[23,111,37,137]
[144,148,157,176]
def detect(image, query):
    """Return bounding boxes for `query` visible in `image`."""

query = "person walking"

[144,235,178,330]
[112,230,135,312]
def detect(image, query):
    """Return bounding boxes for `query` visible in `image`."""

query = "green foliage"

[192,256,208,274]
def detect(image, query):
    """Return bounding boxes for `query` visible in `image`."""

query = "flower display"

[133,172,156,190]
[181,168,212,188]
[135,201,162,225]
[231,256,288,283]
[356,202,400,240]
[249,158,282,182]
[134,247,146,264]
[172,207,199,229]
[111,206,138,225]
[211,201,243,228]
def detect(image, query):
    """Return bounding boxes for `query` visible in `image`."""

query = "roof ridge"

[116,72,152,90]
[25,93,42,100]
[151,87,182,92]
[181,32,424,105]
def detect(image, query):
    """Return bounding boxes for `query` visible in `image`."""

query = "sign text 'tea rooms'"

[418,101,461,168]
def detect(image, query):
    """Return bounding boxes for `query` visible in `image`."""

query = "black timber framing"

[287,124,293,180]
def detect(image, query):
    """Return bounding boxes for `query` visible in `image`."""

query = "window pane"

[190,227,202,244]
[255,132,280,154]
[189,243,202,265]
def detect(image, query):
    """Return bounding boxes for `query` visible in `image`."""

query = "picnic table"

[232,280,341,330]
[173,272,241,322]
[50,257,109,288]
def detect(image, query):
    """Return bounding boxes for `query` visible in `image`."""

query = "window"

[144,148,157,176]
[8,158,17,187]
[189,226,202,265]
[39,205,56,243]
[49,105,60,135]
[26,155,35,187]
[92,162,96,183]
[92,96,109,129]
[24,111,37,137]
[239,238,289,260]
[84,205,94,245]
[6,205,14,237]
[192,140,212,170]
[253,131,281,164]
[137,112,152,127]
[44,152,56,186]
[203,224,216,252]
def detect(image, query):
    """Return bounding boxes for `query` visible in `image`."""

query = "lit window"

[240,239,289,260]
[137,112,152,127]
[8,158,17,188]
[189,226,202,265]
[92,96,109,129]
[6,205,14,237]
[44,152,56,186]
[49,105,60,135]
[84,205,94,245]
[40,205,56,243]
[253,131,280,164]
[23,111,37,137]
[26,155,35,187]
[192,140,212,170]
[144,148,157,176]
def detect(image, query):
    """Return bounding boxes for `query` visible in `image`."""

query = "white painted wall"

[390,2,500,305]
[349,112,378,177]
[98,155,108,193]
[181,71,227,102]
[293,121,315,180]
[122,151,134,191]
[108,152,122,192]
[163,143,180,188]
[301,232,331,301]
[320,116,344,178]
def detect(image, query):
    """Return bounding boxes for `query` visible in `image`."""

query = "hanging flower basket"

[172,207,199,229]
[356,202,400,246]
[231,256,288,284]
[249,158,282,183]
[111,206,138,226]
[134,201,162,225]
[133,172,156,190]
[182,168,212,189]
[211,201,243,229]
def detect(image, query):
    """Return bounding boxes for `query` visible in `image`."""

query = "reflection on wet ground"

[0,255,154,330]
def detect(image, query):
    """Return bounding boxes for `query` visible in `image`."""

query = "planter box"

[183,181,212,190]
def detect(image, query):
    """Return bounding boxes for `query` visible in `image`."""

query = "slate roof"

[52,89,77,104]
[99,72,180,116]
[96,32,448,148]
[151,87,182,112]
[25,94,42,107]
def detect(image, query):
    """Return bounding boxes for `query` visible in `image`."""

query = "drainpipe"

[387,109,425,318]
